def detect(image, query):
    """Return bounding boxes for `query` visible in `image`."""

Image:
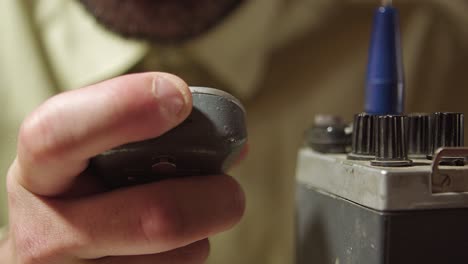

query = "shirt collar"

[184,0,285,99]
[36,0,328,99]
[35,0,148,90]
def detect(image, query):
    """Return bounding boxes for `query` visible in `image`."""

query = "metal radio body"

[295,2,468,263]
[295,147,468,264]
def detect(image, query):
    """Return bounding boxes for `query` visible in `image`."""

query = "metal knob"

[306,115,351,153]
[428,112,464,164]
[371,115,412,167]
[407,113,431,158]
[348,113,375,160]
[430,112,464,152]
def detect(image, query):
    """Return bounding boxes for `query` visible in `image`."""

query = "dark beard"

[78,0,244,43]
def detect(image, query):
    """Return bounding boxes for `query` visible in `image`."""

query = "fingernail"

[152,75,189,118]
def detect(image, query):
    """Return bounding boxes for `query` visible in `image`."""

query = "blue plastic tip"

[364,6,404,115]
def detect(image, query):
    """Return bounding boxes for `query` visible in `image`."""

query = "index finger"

[13,72,192,196]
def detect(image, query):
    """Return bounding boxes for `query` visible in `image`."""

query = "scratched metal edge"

[296,148,468,211]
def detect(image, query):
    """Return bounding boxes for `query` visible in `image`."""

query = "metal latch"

[431,147,468,193]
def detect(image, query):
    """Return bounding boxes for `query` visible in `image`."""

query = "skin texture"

[2,73,246,264]
[78,0,244,42]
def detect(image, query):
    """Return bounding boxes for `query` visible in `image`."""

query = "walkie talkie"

[296,2,468,263]
[91,87,247,188]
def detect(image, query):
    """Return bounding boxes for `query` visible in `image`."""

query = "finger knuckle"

[12,220,87,264]
[9,199,83,264]
[138,198,186,246]
[13,228,59,264]
[18,100,65,165]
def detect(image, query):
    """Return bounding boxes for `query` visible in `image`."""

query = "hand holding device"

[92,87,247,188]
[2,73,246,264]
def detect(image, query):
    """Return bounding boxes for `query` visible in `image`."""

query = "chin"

[78,0,244,42]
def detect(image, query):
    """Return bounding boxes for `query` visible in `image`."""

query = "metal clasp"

[431,147,468,193]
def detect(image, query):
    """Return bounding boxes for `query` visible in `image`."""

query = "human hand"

[2,72,245,264]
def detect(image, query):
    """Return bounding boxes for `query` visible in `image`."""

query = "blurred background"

[1,0,468,263]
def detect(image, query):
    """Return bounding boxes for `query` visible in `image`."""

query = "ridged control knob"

[348,113,375,160]
[371,115,412,167]
[306,115,351,153]
[407,113,431,158]
[429,112,464,158]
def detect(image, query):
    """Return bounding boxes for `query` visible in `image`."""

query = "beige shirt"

[1,0,468,263]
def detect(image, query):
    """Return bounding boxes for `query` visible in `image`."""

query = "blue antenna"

[364,1,404,115]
